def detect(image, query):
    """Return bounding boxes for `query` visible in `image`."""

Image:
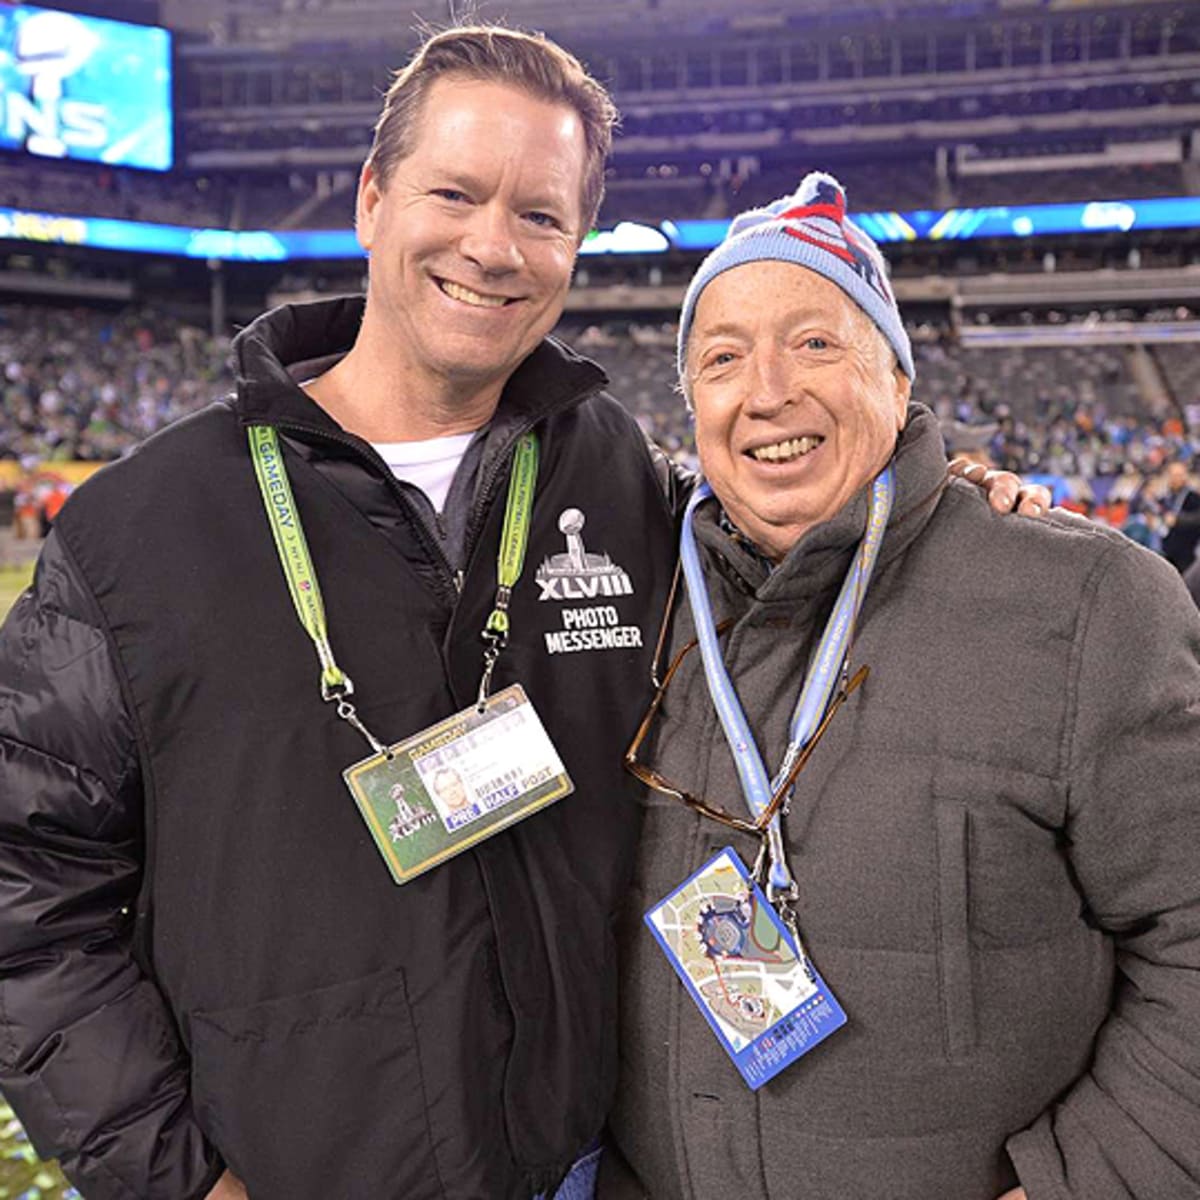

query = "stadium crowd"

[0,304,228,464]
[2,305,1199,573]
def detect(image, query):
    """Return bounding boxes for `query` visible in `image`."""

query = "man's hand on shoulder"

[205,1169,249,1199]
[949,458,1051,517]
[997,1189,1028,1200]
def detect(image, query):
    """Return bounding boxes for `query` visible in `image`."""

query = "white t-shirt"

[372,431,477,513]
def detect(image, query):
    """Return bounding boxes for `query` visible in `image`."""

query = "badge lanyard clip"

[476,606,507,711]
[323,674,390,759]
[748,836,812,978]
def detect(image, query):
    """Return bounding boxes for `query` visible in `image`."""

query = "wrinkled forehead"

[690,260,872,344]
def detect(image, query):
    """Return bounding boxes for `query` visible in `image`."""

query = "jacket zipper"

[460,423,539,577]
[273,419,463,601]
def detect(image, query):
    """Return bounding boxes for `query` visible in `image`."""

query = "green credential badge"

[343,684,574,884]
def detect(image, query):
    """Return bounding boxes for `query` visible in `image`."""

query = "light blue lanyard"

[678,467,894,897]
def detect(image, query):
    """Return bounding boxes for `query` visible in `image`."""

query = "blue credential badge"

[645,847,846,1090]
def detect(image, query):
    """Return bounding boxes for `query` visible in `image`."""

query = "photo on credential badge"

[342,684,574,885]
[645,849,847,1089]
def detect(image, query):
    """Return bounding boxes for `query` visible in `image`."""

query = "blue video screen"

[0,195,1198,262]
[0,2,172,171]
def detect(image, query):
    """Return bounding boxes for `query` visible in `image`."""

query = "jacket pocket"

[933,799,976,1062]
[190,967,440,1200]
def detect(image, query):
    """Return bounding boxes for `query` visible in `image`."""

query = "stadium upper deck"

[1,0,1194,232]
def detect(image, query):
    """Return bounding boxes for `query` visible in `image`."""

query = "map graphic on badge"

[650,855,816,1051]
[646,848,847,1089]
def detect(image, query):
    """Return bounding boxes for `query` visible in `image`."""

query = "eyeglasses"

[623,617,868,835]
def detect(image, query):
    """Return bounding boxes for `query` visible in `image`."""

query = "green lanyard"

[248,425,540,756]
[478,431,539,707]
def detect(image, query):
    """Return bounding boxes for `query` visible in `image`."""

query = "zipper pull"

[454,569,465,594]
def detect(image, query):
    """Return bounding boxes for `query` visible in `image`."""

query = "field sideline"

[0,560,77,1196]
[0,565,33,621]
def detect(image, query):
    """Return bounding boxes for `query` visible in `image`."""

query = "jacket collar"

[694,403,949,606]
[230,294,609,435]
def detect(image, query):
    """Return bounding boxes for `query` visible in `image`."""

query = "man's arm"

[0,530,224,1200]
[1006,540,1200,1199]
[636,425,695,516]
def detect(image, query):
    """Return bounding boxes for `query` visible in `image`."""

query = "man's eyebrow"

[429,168,484,192]
[693,309,835,340]
[426,168,570,212]
[779,307,839,327]
[692,320,749,341]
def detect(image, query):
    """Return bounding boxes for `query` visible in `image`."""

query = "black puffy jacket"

[0,298,680,1200]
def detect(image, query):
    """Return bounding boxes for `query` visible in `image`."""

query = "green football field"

[0,563,78,1198]
[0,565,33,620]
[0,1101,75,1198]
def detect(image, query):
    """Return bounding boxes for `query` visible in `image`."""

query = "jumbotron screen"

[0,2,172,171]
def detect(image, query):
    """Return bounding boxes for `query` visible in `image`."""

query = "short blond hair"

[365,25,616,232]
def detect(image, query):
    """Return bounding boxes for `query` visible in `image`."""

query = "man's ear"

[356,162,383,252]
[893,362,912,431]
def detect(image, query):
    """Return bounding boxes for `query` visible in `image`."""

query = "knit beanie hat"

[677,170,915,382]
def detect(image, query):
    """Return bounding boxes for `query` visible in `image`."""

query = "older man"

[0,27,1038,1200]
[605,173,1200,1200]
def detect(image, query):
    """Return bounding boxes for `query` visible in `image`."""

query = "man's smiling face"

[686,261,911,560]
[355,75,587,410]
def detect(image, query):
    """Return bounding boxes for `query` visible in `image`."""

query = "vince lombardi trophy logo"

[559,508,588,571]
[14,11,100,158]
[536,508,634,601]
